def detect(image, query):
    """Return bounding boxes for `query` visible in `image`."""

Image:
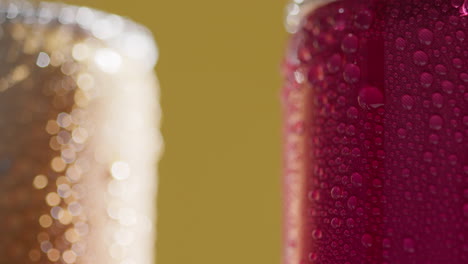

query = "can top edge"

[285,0,339,33]
[0,0,159,67]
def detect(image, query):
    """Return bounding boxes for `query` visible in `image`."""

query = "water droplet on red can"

[418,28,434,45]
[452,0,464,8]
[403,238,416,253]
[327,53,342,73]
[351,173,363,186]
[342,34,359,53]
[395,37,406,50]
[331,186,343,199]
[343,64,361,84]
[420,72,434,87]
[361,234,373,248]
[401,94,414,110]
[429,115,444,130]
[358,86,384,110]
[413,51,429,66]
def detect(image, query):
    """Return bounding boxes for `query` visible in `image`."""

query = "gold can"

[0,1,161,263]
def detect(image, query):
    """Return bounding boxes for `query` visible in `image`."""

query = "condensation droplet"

[413,51,429,66]
[342,33,359,53]
[72,43,90,61]
[452,0,464,8]
[39,214,53,228]
[429,115,444,130]
[68,202,83,216]
[45,120,60,135]
[358,86,384,109]
[460,73,468,83]
[50,206,64,220]
[361,234,373,248]
[402,168,410,177]
[41,241,52,253]
[398,128,407,138]
[401,94,414,110]
[72,127,89,144]
[420,72,434,87]
[62,250,77,264]
[77,73,95,91]
[432,93,444,108]
[309,252,318,262]
[327,53,342,73]
[312,229,323,240]
[308,190,321,202]
[33,175,48,189]
[331,218,342,228]
[395,37,406,50]
[383,238,391,248]
[331,186,343,199]
[57,112,72,128]
[343,64,361,84]
[354,9,373,30]
[36,52,51,68]
[435,64,447,75]
[403,238,416,253]
[51,157,66,172]
[351,172,363,186]
[47,248,61,262]
[46,192,61,207]
[347,107,359,119]
[442,80,455,94]
[65,228,80,243]
[456,30,465,41]
[347,196,358,210]
[453,58,463,69]
[418,28,434,45]
[429,134,440,144]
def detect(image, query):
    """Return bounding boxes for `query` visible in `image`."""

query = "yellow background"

[54,0,287,263]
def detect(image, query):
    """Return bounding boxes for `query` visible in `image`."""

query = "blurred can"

[0,1,161,263]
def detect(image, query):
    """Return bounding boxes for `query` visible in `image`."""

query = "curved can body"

[0,1,161,263]
[283,0,467,263]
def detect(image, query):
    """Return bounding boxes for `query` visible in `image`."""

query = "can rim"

[0,0,159,67]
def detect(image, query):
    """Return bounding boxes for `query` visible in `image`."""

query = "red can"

[283,1,467,263]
